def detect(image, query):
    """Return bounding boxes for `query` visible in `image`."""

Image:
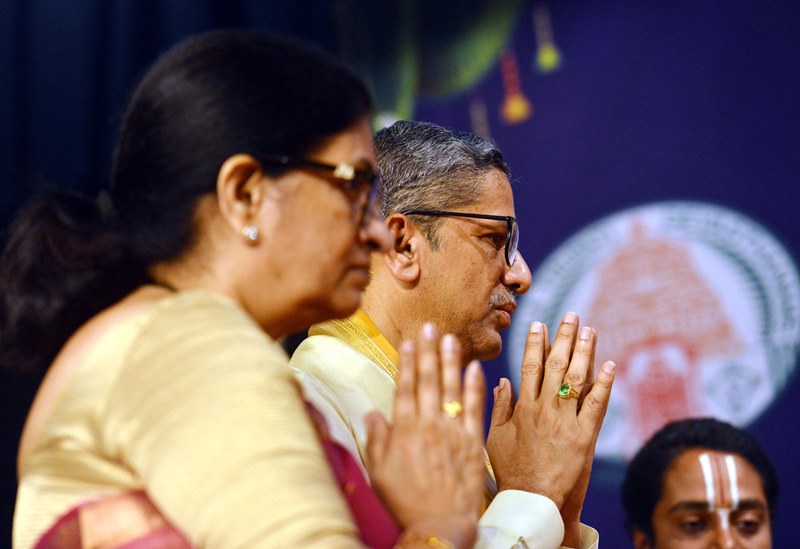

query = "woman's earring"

[242,225,259,243]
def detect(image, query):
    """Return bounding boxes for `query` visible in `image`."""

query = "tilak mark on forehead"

[698,452,741,511]
[698,451,742,531]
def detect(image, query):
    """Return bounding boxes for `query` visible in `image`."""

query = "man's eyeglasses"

[402,209,519,266]
[264,156,380,226]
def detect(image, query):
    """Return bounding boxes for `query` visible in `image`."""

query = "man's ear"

[631,528,652,549]
[216,153,268,237]
[383,213,422,283]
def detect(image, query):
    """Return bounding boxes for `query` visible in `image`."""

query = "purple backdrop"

[2,0,798,546]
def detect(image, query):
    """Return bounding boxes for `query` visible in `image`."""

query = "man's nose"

[503,251,532,295]
[712,518,738,549]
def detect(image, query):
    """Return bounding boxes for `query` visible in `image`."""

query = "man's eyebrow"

[463,217,510,228]
[669,501,711,513]
[669,499,767,513]
[734,500,768,512]
[476,220,508,230]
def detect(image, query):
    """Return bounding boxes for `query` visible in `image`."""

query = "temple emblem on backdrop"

[508,201,800,461]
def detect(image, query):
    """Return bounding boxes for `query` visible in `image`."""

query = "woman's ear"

[216,154,267,239]
[383,214,422,283]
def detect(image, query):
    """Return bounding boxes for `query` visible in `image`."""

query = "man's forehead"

[662,448,767,511]
[468,170,515,213]
[479,168,512,190]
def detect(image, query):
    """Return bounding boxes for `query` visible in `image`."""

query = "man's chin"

[472,333,503,362]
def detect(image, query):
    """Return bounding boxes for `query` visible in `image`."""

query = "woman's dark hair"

[0,30,373,375]
[621,417,779,543]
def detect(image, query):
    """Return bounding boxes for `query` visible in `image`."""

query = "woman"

[3,30,486,548]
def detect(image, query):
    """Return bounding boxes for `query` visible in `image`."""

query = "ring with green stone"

[558,382,579,400]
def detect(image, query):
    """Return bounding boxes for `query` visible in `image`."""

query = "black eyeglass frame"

[263,156,380,226]
[402,209,519,266]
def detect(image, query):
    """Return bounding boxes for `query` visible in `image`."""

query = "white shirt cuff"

[475,489,564,549]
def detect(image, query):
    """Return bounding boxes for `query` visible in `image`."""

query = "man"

[622,418,777,548]
[290,120,615,548]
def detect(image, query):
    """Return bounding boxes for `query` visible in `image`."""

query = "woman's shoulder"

[17,286,175,473]
[123,288,288,379]
[18,287,275,471]
[137,288,272,347]
[40,287,254,374]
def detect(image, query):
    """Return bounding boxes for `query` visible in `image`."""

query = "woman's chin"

[299,274,367,326]
[311,287,363,323]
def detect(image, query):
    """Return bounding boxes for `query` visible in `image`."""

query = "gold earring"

[242,225,259,242]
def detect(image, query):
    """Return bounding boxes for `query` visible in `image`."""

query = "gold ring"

[558,382,579,400]
[441,401,463,418]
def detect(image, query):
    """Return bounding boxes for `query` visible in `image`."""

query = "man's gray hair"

[374,120,510,247]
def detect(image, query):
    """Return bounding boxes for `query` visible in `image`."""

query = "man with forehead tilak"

[622,418,777,549]
[290,120,617,548]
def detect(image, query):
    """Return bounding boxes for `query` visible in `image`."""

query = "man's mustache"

[490,291,517,310]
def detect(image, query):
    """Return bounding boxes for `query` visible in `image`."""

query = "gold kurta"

[291,310,600,549]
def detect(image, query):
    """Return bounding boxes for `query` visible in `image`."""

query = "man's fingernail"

[579,326,592,340]
[442,334,456,350]
[603,361,616,374]
[531,321,542,334]
[423,322,436,338]
[563,311,578,324]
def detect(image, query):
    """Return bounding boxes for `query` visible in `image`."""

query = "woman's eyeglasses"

[264,156,380,227]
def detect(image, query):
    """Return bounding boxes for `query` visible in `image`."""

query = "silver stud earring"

[242,225,259,242]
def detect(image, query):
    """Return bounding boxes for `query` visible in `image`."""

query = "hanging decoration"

[468,93,493,141]
[499,48,533,125]
[532,3,563,74]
